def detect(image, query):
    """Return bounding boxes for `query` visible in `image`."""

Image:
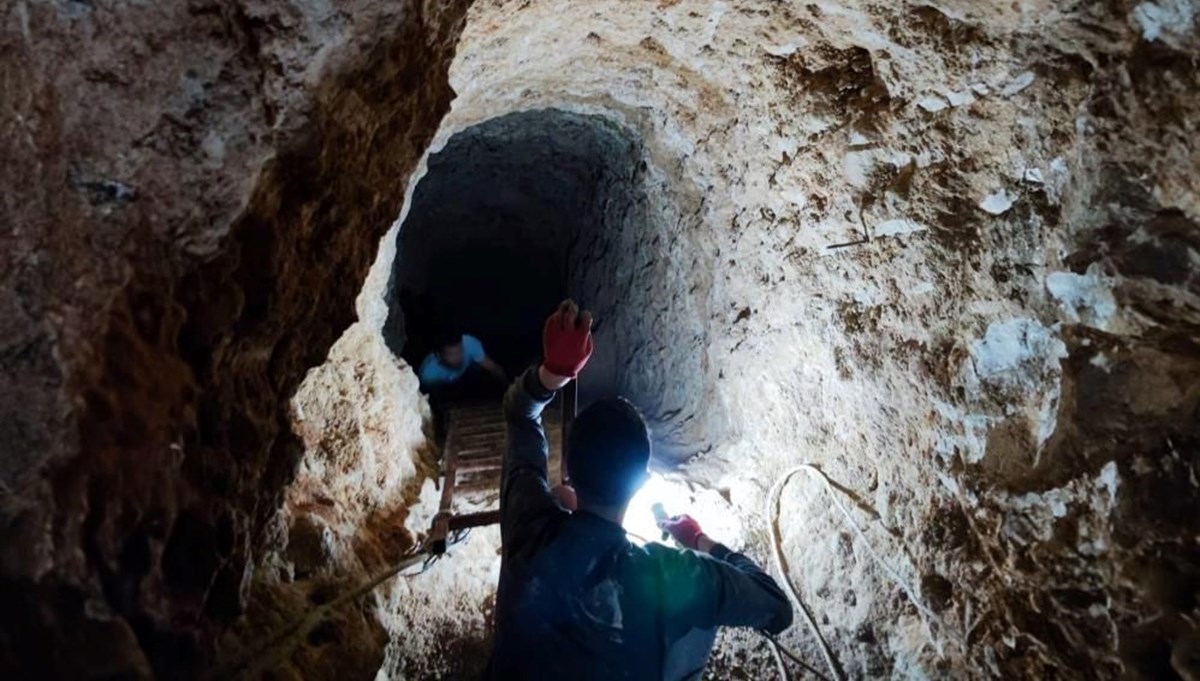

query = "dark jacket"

[487,368,794,680]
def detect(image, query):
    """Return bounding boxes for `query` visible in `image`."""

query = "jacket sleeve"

[499,366,567,558]
[655,542,794,635]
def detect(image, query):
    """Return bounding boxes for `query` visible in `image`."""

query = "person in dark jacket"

[488,300,793,680]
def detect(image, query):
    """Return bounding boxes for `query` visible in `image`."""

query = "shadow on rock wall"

[0,1,470,676]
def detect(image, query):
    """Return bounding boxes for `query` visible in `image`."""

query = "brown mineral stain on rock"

[1,0,470,676]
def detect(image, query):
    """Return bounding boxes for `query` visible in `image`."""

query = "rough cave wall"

[1,0,470,676]
[385,109,644,374]
[425,0,1200,677]
[297,106,708,678]
[274,108,666,678]
[562,114,723,459]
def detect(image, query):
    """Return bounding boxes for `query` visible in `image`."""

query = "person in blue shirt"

[417,331,508,390]
[488,300,793,680]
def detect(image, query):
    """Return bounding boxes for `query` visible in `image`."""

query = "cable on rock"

[765,463,959,681]
[762,631,833,681]
[765,632,790,681]
[216,528,475,680]
[767,466,845,681]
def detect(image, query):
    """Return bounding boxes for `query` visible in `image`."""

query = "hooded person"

[488,300,793,680]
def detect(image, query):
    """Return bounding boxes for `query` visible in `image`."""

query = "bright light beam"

[623,473,700,546]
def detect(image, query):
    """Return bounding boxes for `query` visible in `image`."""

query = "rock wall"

[386,109,645,373]
[0,0,470,676]
[215,321,435,680]
[418,0,1200,677]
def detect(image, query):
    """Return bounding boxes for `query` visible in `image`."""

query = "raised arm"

[499,300,594,556]
[499,367,560,554]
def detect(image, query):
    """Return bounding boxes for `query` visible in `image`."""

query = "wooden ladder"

[427,383,575,554]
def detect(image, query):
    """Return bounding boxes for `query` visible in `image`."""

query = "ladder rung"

[456,455,502,472]
[454,433,504,444]
[456,422,505,432]
[458,443,502,456]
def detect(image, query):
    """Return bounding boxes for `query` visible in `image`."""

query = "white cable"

[766,634,790,681]
[767,463,961,681]
[768,467,845,681]
[794,464,940,625]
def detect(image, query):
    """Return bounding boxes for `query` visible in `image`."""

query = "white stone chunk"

[980,189,1015,215]
[1132,0,1198,49]
[946,89,976,107]
[1001,71,1035,97]
[1046,268,1118,329]
[764,40,804,57]
[917,96,949,112]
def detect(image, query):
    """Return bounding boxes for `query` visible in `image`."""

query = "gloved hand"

[659,514,705,550]
[542,299,593,379]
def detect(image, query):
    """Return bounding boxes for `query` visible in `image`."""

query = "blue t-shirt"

[418,334,486,386]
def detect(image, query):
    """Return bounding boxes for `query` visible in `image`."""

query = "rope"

[766,633,790,681]
[765,464,955,681]
[215,548,428,680]
[762,632,833,681]
[793,465,939,625]
[768,467,845,681]
[216,526,476,680]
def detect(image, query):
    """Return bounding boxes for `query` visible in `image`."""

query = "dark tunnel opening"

[383,109,651,400]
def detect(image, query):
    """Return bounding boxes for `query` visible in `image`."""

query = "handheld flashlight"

[651,502,670,541]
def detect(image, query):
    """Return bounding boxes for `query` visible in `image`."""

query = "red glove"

[542,300,593,379]
[659,514,704,549]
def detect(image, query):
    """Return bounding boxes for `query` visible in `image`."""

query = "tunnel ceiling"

[380,104,719,461]
[386,109,646,374]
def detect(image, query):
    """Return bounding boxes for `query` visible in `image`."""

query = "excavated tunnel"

[383,108,720,458]
[5,1,1200,680]
[384,109,645,387]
